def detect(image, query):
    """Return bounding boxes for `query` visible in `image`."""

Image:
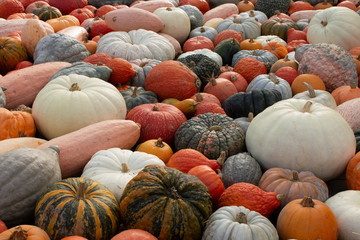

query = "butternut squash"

[21,19,50,58]
[0,62,71,109]
[0,137,47,154]
[37,119,141,178]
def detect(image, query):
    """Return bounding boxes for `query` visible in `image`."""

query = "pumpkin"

[255,35,287,47]
[183,36,214,52]
[295,43,358,92]
[177,5,204,31]
[325,190,360,240]
[217,182,284,217]
[32,74,126,139]
[261,17,299,41]
[220,152,262,187]
[222,88,282,118]
[35,177,120,240]
[7,12,39,20]
[291,73,326,95]
[105,57,135,85]
[239,37,263,50]
[87,19,113,38]
[263,40,288,59]
[189,26,218,41]
[214,38,241,66]
[307,7,360,51]
[119,164,212,240]
[111,229,158,240]
[218,71,248,92]
[355,129,360,154]
[337,98,360,131]
[203,3,238,22]
[202,206,279,240]
[50,62,111,81]
[233,57,268,83]
[96,29,175,62]
[178,48,223,67]
[190,92,221,106]
[234,112,253,135]
[179,0,209,14]
[213,29,243,46]
[81,148,165,201]
[25,1,49,14]
[269,55,298,72]
[0,137,47,154]
[0,107,36,141]
[120,86,158,112]
[331,81,360,105]
[0,37,28,75]
[216,16,261,40]
[0,0,25,19]
[238,9,268,23]
[87,0,136,8]
[232,49,278,71]
[293,82,337,109]
[0,146,61,227]
[246,99,356,181]
[0,87,5,108]
[175,113,245,159]
[83,52,112,65]
[61,237,88,240]
[0,225,50,240]
[136,138,173,164]
[277,196,338,240]
[129,58,161,88]
[203,77,238,103]
[0,220,6,234]
[0,19,54,38]
[32,6,62,21]
[48,0,87,14]
[69,8,94,24]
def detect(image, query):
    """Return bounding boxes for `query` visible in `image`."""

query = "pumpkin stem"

[300,196,315,207]
[155,138,165,148]
[235,212,248,224]
[320,20,327,27]
[200,27,205,33]
[210,78,217,86]
[121,163,130,173]
[195,93,203,102]
[1,86,6,91]
[249,37,254,43]
[292,171,299,181]
[11,104,32,113]
[152,105,160,111]
[189,60,197,68]
[274,10,281,15]
[166,7,172,11]
[77,181,86,200]
[350,81,358,89]
[248,112,254,122]
[249,10,255,17]
[269,73,279,84]
[139,61,149,68]
[302,82,316,98]
[233,17,241,24]
[276,193,285,202]
[69,83,81,91]
[216,151,227,166]
[131,87,138,97]
[168,186,181,199]
[301,101,312,113]
[9,226,28,240]
[209,125,222,131]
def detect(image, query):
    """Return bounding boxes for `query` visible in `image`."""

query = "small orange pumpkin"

[237,0,254,12]
[0,225,50,240]
[82,38,97,54]
[331,81,360,105]
[106,58,136,85]
[291,73,326,95]
[136,138,173,164]
[239,37,263,50]
[111,229,158,240]
[263,41,288,59]
[346,151,360,190]
[314,0,333,9]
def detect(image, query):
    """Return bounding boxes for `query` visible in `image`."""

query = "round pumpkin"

[120,86,158,112]
[111,229,158,240]
[0,225,50,240]
[136,138,173,164]
[291,73,326,95]
[129,58,161,88]
[336,98,360,131]
[0,37,28,75]
[331,81,360,105]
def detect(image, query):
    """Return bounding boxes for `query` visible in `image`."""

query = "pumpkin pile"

[0,0,360,239]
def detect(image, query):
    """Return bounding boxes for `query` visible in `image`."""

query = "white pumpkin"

[153,7,191,44]
[307,7,360,51]
[81,148,165,201]
[255,35,287,47]
[32,74,127,140]
[202,206,279,240]
[293,82,337,109]
[246,98,356,181]
[96,29,175,61]
[325,190,360,240]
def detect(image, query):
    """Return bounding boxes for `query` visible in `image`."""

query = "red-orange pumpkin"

[0,0,25,19]
[106,58,136,85]
[111,229,158,240]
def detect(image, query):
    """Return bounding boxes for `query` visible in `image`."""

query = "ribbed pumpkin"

[120,87,158,112]
[0,87,6,108]
[214,38,241,66]
[32,6,62,21]
[34,177,120,240]
[232,49,278,71]
[174,113,245,159]
[263,40,288,59]
[183,36,214,52]
[331,81,360,105]
[0,37,28,75]
[216,16,261,40]
[261,17,299,41]
[119,164,213,240]
[0,225,50,240]
[106,58,135,85]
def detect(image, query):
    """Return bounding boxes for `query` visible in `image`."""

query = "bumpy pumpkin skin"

[175,113,245,159]
[119,164,212,240]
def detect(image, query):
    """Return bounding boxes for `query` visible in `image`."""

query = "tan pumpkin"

[21,19,50,58]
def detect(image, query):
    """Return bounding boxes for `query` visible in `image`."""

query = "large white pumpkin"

[32,74,127,139]
[325,190,360,240]
[246,98,356,181]
[81,148,165,201]
[307,7,360,51]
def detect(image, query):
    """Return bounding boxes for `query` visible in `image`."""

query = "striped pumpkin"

[0,37,28,75]
[119,164,213,240]
[32,6,62,21]
[34,177,120,240]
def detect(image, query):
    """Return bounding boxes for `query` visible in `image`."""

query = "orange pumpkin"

[69,8,94,24]
[0,225,50,240]
[111,229,158,240]
[95,4,117,18]
[239,37,263,50]
[213,29,243,46]
[218,71,248,92]
[263,41,288,59]
[0,107,36,140]
[136,138,173,164]
[237,0,254,12]
[346,151,360,190]
[233,57,267,83]
[106,58,136,85]
[183,36,214,52]
[0,37,28,75]
[291,73,326,95]
[46,15,80,32]
[7,12,39,19]
[314,0,333,9]
[203,77,238,103]
[276,196,338,240]
[288,0,315,15]
[0,0,25,19]
[331,81,360,105]
[61,236,88,240]
[82,38,97,54]
[83,52,112,65]
[337,0,357,10]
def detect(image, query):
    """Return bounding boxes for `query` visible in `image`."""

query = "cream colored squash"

[32,74,127,140]
[96,29,175,61]
[307,7,360,51]
[153,7,191,44]
[246,98,356,181]
[293,82,337,109]
[81,148,165,202]
[0,137,47,154]
[325,190,360,240]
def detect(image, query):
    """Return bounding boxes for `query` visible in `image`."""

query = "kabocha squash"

[137,138,173,164]
[202,206,279,240]
[0,225,50,240]
[81,148,165,201]
[222,88,282,118]
[0,87,5,108]
[261,17,299,41]
[32,6,62,21]
[293,82,337,109]
[214,38,241,66]
[35,177,120,240]
[246,99,356,181]
[119,164,212,240]
[0,37,28,75]
[0,137,47,154]
[0,146,61,227]
[277,196,338,240]
[32,74,127,140]
[174,113,245,159]
[120,87,158,112]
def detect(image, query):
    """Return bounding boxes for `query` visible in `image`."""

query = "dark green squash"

[175,113,245,159]
[0,87,6,108]
[119,164,212,240]
[214,38,241,66]
[120,86,158,112]
[255,0,291,18]
[32,6,62,21]
[34,177,120,240]
[232,49,278,71]
[222,88,282,118]
[261,17,300,41]
[220,152,262,188]
[50,62,112,81]
[355,129,360,153]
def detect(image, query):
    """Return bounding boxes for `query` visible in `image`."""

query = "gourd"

[336,98,360,130]
[120,87,158,112]
[136,138,173,164]
[32,74,127,140]
[246,99,356,181]
[0,146,61,227]
[21,19,50,58]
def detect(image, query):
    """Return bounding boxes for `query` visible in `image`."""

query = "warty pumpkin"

[0,37,28,75]
[0,0,25,19]
[0,225,50,240]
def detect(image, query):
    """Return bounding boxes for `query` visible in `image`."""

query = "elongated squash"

[37,119,141,178]
[57,26,88,42]
[21,19,50,58]
[0,19,54,37]
[0,61,71,109]
[0,137,47,154]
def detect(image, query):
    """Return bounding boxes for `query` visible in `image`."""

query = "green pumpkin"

[222,88,282,118]
[119,164,212,240]
[261,17,300,41]
[120,86,158,112]
[0,87,6,108]
[50,62,112,81]
[32,6,62,21]
[214,38,241,66]
[175,113,245,159]
[35,177,120,240]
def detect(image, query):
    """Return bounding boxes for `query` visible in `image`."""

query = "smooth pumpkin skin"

[0,225,50,240]
[111,229,158,240]
[61,237,88,240]
[331,82,360,106]
[346,151,360,190]
[137,138,173,164]
[0,108,36,141]
[0,137,47,154]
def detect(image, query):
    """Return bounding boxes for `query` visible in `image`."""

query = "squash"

[0,37,28,75]
[234,112,253,135]
[214,38,241,66]
[48,0,87,15]
[25,1,50,14]
[0,87,5,108]
[129,58,161,88]
[203,3,239,23]
[35,177,120,240]
[172,98,199,116]
[183,36,214,52]
[0,19,53,38]
[119,164,212,240]
[232,49,278,71]
[255,35,287,47]
[69,8,94,24]
[111,229,158,240]
[277,196,338,240]
[178,48,223,67]
[81,148,165,201]
[238,9,268,23]
[20,19,50,58]
[136,138,173,164]
[291,73,326,95]
[214,29,243,46]
[246,99,356,181]
[263,40,288,59]
[202,206,279,240]
[105,57,136,85]
[336,98,360,130]
[233,57,268,83]
[57,26,88,42]
[0,137,47,154]
[174,113,245,159]
[120,86,158,112]
[132,0,175,13]
[216,16,261,40]
[203,77,238,103]
[0,61,71,109]
[32,6,62,21]
[178,5,204,30]
[46,15,80,32]
[261,17,299,41]
[218,71,248,92]
[32,74,127,139]
[0,225,50,240]
[331,81,360,106]
[189,26,218,41]
[0,0,25,19]
[0,146,61,227]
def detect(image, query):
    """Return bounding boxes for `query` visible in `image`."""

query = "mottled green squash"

[355,129,360,153]
[50,62,112,81]
[32,6,62,21]
[120,86,158,112]
[214,38,241,66]
[261,17,299,41]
